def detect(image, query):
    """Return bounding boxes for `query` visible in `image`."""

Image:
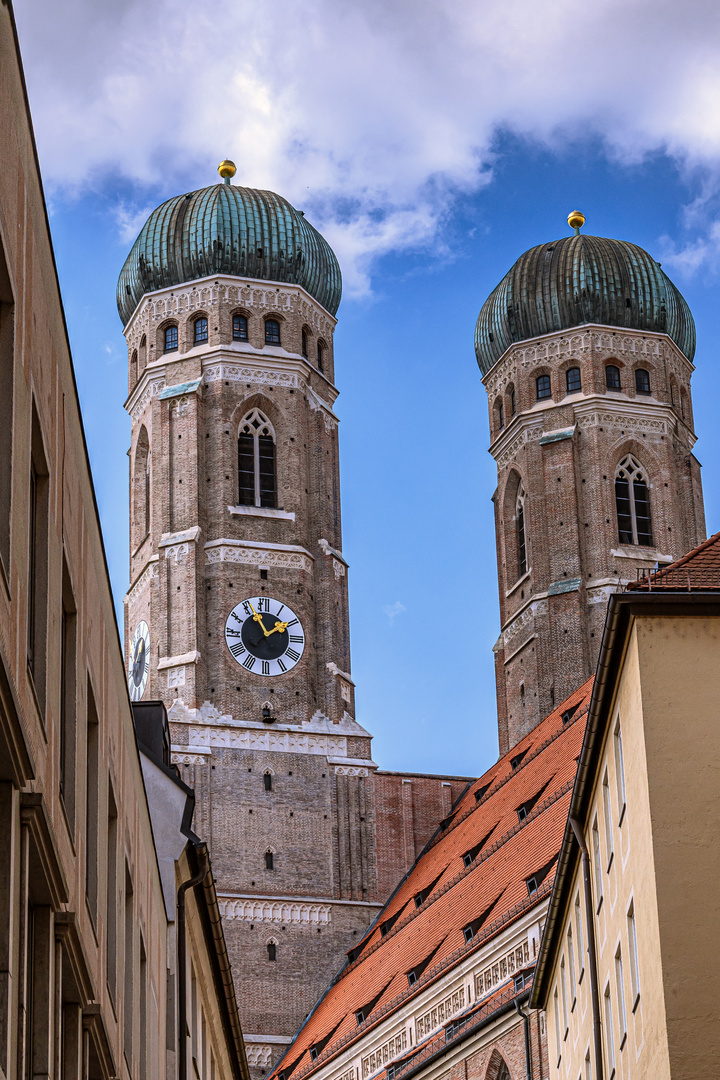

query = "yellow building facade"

[532,549,720,1079]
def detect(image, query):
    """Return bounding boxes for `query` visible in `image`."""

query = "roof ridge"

[283,878,557,1080]
[341,775,575,973]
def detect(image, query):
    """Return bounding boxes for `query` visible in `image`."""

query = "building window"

[614,719,626,820]
[267,941,277,961]
[536,374,552,400]
[602,770,614,869]
[28,406,49,712]
[238,409,277,508]
[317,340,325,372]
[0,239,15,577]
[560,957,569,1037]
[139,334,147,370]
[302,329,308,358]
[566,367,582,394]
[592,818,603,910]
[498,401,504,431]
[107,785,118,1003]
[193,316,208,344]
[516,485,527,578]
[265,318,281,345]
[635,368,651,394]
[164,324,178,352]
[575,894,585,979]
[627,901,640,1007]
[124,865,134,1065]
[86,678,100,924]
[605,364,621,390]
[509,386,516,416]
[265,850,274,870]
[604,984,615,1074]
[615,455,653,546]
[567,927,576,1004]
[585,1049,592,1080]
[233,314,248,341]
[615,946,627,1043]
[553,988,561,1067]
[60,558,78,830]
[264,772,272,792]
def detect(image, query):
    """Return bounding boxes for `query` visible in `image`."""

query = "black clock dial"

[132,638,146,683]
[241,612,290,660]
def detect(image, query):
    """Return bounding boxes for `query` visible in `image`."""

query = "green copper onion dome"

[474,222,695,374]
[117,173,342,324]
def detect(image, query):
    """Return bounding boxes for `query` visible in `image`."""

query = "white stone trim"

[125,372,166,422]
[158,650,201,670]
[205,538,311,571]
[334,766,369,777]
[218,897,332,926]
[228,504,296,521]
[124,555,159,605]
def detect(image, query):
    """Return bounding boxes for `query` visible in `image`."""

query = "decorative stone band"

[159,526,202,565]
[218,897,332,926]
[246,1046,275,1069]
[177,724,349,758]
[475,939,530,1000]
[126,374,166,423]
[205,361,300,390]
[415,984,466,1040]
[124,555,159,606]
[171,745,212,765]
[334,765,369,777]
[334,1068,355,1080]
[205,538,313,573]
[361,1029,408,1080]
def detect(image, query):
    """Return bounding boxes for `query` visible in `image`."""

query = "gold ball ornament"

[567,210,586,232]
[218,159,237,180]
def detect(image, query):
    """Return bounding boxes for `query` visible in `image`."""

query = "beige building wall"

[543,613,720,1080]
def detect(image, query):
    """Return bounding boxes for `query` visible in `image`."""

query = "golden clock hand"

[248,601,271,637]
[266,620,289,637]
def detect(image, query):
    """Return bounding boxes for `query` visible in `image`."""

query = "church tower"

[119,163,381,1073]
[475,212,705,753]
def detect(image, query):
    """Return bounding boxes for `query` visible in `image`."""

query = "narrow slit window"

[267,941,277,961]
[193,316,208,344]
[264,772,273,792]
[233,314,248,341]
[265,850,274,871]
[510,387,516,416]
[265,319,281,345]
[566,367,582,394]
[603,770,614,867]
[615,455,653,547]
[238,409,277,508]
[628,902,640,1006]
[592,818,603,909]
[498,401,504,430]
[302,329,308,358]
[567,927,576,1003]
[516,485,527,578]
[575,893,585,978]
[317,341,325,372]
[164,324,178,352]
[614,720,627,818]
[615,946,627,1041]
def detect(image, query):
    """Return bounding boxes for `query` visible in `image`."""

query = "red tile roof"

[270,680,593,1080]
[630,530,720,589]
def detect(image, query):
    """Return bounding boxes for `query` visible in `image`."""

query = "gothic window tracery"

[516,484,527,577]
[238,409,277,508]
[615,455,653,547]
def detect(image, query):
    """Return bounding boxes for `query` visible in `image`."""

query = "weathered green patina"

[117,183,342,324]
[475,233,695,374]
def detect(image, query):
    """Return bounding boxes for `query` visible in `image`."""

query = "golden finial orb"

[567,210,585,234]
[218,159,237,183]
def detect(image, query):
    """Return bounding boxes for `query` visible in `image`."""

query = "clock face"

[129,620,151,701]
[225,597,305,677]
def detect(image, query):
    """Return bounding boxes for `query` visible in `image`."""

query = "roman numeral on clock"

[287,618,299,627]
[286,648,300,662]
[230,643,246,658]
[262,661,270,675]
[289,634,303,644]
[277,658,287,673]
[242,655,256,670]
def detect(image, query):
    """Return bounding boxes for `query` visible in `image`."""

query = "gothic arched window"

[193,316,208,345]
[566,367,582,394]
[265,850,274,871]
[317,340,325,373]
[164,324,178,352]
[516,485,527,577]
[615,455,653,546]
[509,385,516,416]
[635,368,651,394]
[265,318,281,345]
[302,328,308,358]
[233,314,248,341]
[264,771,273,792]
[606,364,621,390]
[139,334,147,370]
[238,409,277,508]
[267,941,277,961]
[133,426,150,543]
[536,374,551,401]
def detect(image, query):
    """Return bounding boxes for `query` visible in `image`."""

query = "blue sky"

[16,0,720,778]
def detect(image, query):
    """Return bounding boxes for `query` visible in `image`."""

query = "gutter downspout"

[514,999,532,1080]
[569,817,603,1080]
[177,850,209,1080]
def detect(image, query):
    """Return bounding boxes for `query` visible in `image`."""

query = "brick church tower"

[475,212,706,753]
[117,163,470,1076]
[118,163,380,1073]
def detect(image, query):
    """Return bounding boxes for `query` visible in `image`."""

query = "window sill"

[229,504,295,521]
[505,568,532,598]
[618,802,626,828]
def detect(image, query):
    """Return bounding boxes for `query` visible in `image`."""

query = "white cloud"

[13,0,720,290]
[382,601,406,626]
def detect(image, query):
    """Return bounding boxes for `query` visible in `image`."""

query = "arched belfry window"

[516,485,527,577]
[317,340,325,373]
[301,328,308,358]
[615,455,653,547]
[265,318,281,345]
[193,316,208,345]
[133,426,150,543]
[566,367,582,394]
[233,314,248,341]
[238,409,277,508]
[164,324,178,352]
